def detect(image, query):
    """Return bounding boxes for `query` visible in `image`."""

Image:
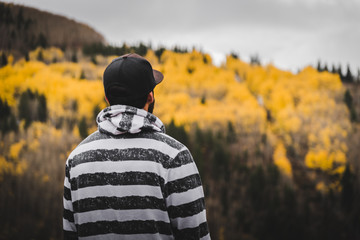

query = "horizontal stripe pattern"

[70,171,164,191]
[68,138,181,162]
[64,208,74,222]
[75,209,170,225]
[84,131,184,151]
[173,222,210,240]
[71,185,163,202]
[63,198,73,212]
[167,162,199,182]
[164,174,202,198]
[166,186,205,207]
[69,148,194,170]
[64,127,210,239]
[79,233,174,240]
[64,186,71,201]
[63,230,77,240]
[171,210,207,230]
[63,218,76,232]
[77,220,172,237]
[70,160,166,179]
[168,198,206,219]
[73,196,167,213]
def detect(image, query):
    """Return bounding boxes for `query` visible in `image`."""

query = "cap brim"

[153,69,164,84]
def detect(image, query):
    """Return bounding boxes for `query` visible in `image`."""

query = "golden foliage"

[155,50,266,132]
[0,47,352,188]
[273,142,292,177]
[29,47,65,63]
[9,140,25,160]
[225,55,350,179]
[0,140,28,179]
[0,49,107,121]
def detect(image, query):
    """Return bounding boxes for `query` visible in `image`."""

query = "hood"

[96,105,165,135]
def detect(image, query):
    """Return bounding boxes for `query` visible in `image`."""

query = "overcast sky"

[2,0,360,74]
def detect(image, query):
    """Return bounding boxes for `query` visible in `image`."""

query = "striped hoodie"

[63,105,210,240]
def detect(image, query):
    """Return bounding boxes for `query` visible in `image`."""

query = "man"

[63,53,210,240]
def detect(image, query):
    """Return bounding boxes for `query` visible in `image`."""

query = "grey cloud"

[2,0,360,72]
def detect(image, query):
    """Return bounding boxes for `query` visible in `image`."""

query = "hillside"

[0,2,105,56]
[1,47,360,239]
[1,3,360,240]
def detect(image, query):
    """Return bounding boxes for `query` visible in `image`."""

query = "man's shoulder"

[86,130,185,150]
[65,130,191,168]
[78,130,110,145]
[143,131,186,151]
[65,131,105,162]
[69,130,187,155]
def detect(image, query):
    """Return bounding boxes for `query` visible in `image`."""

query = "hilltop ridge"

[0,2,105,56]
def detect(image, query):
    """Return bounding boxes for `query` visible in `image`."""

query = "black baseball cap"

[103,53,164,105]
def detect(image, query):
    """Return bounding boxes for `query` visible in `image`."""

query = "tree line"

[82,42,190,62]
[166,122,360,240]
[317,60,360,84]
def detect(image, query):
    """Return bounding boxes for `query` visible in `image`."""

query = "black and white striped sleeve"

[165,148,210,240]
[63,164,77,239]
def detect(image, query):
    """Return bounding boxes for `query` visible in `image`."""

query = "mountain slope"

[0,2,105,54]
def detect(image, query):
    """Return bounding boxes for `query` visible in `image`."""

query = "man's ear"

[147,91,154,104]
[143,92,155,111]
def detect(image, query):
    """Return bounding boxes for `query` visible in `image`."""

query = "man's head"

[103,53,163,111]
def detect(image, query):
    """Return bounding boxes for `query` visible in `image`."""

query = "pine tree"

[71,52,78,63]
[80,70,86,79]
[18,90,33,128]
[212,143,229,180]
[250,54,261,66]
[0,99,11,133]
[323,63,329,72]
[226,121,237,143]
[337,64,344,81]
[230,52,239,59]
[37,50,44,62]
[316,60,322,72]
[37,33,48,48]
[344,89,357,122]
[72,100,78,111]
[248,165,265,207]
[155,47,165,62]
[25,51,29,62]
[344,64,354,83]
[1,52,8,67]
[344,89,353,109]
[137,42,148,56]
[341,164,354,212]
[91,55,97,65]
[331,64,337,74]
[78,117,88,139]
[166,119,189,146]
[37,94,47,122]
[0,99,17,133]
[200,94,206,105]
[202,54,209,64]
